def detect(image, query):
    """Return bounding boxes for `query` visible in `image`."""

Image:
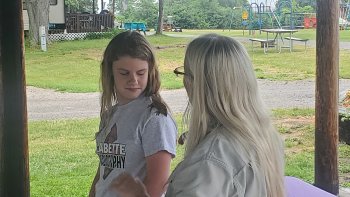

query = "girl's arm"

[144,151,172,197]
[110,173,150,197]
[89,166,100,197]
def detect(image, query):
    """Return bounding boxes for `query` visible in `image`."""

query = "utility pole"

[0,0,30,196]
[314,0,339,194]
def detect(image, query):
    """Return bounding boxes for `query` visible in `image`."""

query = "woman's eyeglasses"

[173,66,186,77]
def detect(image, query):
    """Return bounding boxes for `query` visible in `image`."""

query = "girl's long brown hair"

[100,31,168,124]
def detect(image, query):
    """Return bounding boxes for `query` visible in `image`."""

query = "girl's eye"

[137,71,146,76]
[119,72,128,76]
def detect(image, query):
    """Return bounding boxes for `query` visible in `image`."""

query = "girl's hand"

[109,173,150,197]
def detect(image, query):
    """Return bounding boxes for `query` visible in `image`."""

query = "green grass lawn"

[28,109,350,196]
[25,32,350,93]
[165,28,350,42]
[25,32,350,196]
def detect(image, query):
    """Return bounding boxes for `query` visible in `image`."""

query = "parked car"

[173,26,182,32]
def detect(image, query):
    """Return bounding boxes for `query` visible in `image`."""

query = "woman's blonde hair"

[100,31,167,120]
[183,34,285,197]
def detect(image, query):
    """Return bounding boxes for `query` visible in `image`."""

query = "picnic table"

[261,29,298,52]
[248,38,275,54]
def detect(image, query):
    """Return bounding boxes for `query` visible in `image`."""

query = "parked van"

[23,0,65,31]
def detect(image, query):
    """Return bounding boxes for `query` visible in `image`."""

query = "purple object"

[285,176,337,197]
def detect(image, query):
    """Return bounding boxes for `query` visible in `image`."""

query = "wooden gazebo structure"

[0,0,340,196]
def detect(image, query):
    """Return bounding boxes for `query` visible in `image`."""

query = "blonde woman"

[111,34,285,197]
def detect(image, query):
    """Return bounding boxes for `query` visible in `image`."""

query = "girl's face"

[112,56,149,105]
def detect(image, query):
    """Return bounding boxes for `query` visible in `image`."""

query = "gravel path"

[27,79,350,121]
[27,35,350,121]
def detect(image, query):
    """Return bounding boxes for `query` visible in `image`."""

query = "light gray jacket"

[165,129,267,197]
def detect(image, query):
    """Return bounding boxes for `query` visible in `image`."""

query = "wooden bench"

[285,37,309,51]
[249,38,275,54]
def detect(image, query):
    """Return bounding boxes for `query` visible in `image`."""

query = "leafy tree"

[115,0,128,13]
[275,0,316,13]
[295,0,316,11]
[218,0,247,8]
[118,0,158,28]
[65,0,95,13]
[164,0,248,29]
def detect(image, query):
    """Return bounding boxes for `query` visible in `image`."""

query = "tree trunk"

[112,0,115,15]
[156,0,163,35]
[27,0,50,46]
[121,0,128,11]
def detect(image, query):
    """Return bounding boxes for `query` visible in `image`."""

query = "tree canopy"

[66,0,96,13]
[61,0,318,29]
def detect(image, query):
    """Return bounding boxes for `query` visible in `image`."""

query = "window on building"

[50,0,57,5]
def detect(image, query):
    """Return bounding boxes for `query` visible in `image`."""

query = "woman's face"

[112,56,149,105]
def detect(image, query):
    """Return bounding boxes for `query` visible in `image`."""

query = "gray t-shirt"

[95,95,177,197]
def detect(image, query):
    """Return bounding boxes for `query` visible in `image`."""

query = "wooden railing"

[66,13,114,33]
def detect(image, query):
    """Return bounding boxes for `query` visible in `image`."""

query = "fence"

[48,32,87,41]
[65,13,114,33]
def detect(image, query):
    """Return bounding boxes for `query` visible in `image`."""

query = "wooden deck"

[65,13,114,33]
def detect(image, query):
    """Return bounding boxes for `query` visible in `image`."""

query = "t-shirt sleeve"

[166,159,236,196]
[141,113,177,158]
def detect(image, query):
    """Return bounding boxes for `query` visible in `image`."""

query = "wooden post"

[77,15,81,33]
[315,0,339,194]
[0,0,30,196]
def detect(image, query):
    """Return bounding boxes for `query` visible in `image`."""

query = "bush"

[339,90,350,145]
[85,28,126,40]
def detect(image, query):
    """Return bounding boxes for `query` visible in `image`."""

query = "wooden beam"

[315,0,339,194]
[0,0,30,196]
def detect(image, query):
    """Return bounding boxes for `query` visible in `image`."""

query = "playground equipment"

[340,2,350,30]
[162,16,182,32]
[242,0,289,34]
[242,0,312,34]
[228,0,333,34]
[303,13,317,29]
[123,22,147,34]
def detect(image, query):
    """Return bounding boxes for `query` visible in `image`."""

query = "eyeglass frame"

[173,66,186,77]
